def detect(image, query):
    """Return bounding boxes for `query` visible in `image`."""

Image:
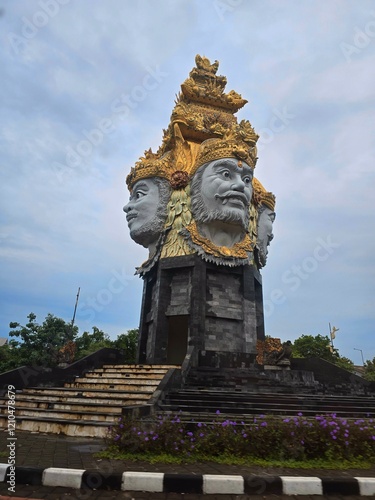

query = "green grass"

[96,448,373,469]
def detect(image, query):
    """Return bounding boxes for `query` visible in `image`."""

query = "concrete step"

[0,414,110,438]
[161,388,375,419]
[0,398,137,411]
[95,367,174,374]
[166,393,375,410]
[159,403,375,418]
[20,387,151,399]
[2,406,120,422]
[164,397,375,412]
[0,363,176,437]
[101,364,179,370]
[64,381,158,391]
[66,376,161,385]
[169,389,375,405]
[84,371,166,379]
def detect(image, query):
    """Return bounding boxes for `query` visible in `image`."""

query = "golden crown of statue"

[252,178,276,211]
[193,121,258,173]
[126,54,259,191]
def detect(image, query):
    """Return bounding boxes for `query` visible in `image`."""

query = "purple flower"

[261,422,267,427]
[198,422,202,427]
[297,412,303,416]
[216,410,221,415]
[283,418,290,423]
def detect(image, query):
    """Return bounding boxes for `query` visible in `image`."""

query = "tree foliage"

[0,312,139,373]
[113,329,138,363]
[8,312,77,368]
[291,334,354,372]
[292,334,338,361]
[75,326,113,359]
[363,357,375,381]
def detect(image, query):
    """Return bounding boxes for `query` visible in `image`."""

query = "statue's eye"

[135,191,145,199]
[222,170,230,178]
[243,176,251,184]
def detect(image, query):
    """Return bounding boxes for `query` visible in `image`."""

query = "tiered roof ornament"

[124,55,275,272]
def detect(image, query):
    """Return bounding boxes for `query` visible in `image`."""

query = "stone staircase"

[0,364,177,437]
[159,387,375,422]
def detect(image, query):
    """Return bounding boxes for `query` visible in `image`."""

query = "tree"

[291,333,354,372]
[292,334,339,362]
[8,312,78,368]
[334,356,355,372]
[363,357,375,381]
[0,341,21,372]
[75,327,113,359]
[1,312,139,373]
[113,329,138,363]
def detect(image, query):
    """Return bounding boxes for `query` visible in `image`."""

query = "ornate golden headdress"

[126,54,259,190]
[193,120,258,173]
[126,125,200,191]
[126,149,172,190]
[252,178,276,211]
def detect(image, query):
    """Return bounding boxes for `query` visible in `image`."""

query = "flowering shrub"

[107,412,375,462]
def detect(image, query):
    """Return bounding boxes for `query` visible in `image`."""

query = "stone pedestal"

[137,255,265,368]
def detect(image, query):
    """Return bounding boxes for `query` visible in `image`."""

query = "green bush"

[106,411,375,463]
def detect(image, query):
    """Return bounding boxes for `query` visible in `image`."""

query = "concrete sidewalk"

[0,430,374,498]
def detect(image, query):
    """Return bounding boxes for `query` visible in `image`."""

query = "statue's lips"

[126,213,138,224]
[215,192,249,208]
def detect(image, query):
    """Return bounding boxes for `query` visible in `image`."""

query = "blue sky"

[0,0,374,363]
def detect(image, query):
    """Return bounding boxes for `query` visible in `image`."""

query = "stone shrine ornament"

[124,55,276,273]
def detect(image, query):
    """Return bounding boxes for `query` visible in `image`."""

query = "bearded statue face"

[123,177,171,250]
[256,205,276,266]
[190,158,253,232]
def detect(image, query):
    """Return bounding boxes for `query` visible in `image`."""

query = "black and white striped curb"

[1,465,375,495]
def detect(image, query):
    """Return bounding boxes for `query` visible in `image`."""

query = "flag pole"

[71,287,80,333]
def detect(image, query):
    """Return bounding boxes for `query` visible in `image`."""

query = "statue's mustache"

[214,191,249,206]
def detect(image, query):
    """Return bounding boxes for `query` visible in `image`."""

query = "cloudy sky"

[1,0,374,363]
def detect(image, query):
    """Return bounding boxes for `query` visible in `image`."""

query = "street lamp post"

[353,348,365,366]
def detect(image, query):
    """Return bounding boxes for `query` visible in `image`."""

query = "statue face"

[123,178,168,249]
[257,206,275,265]
[191,158,253,230]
